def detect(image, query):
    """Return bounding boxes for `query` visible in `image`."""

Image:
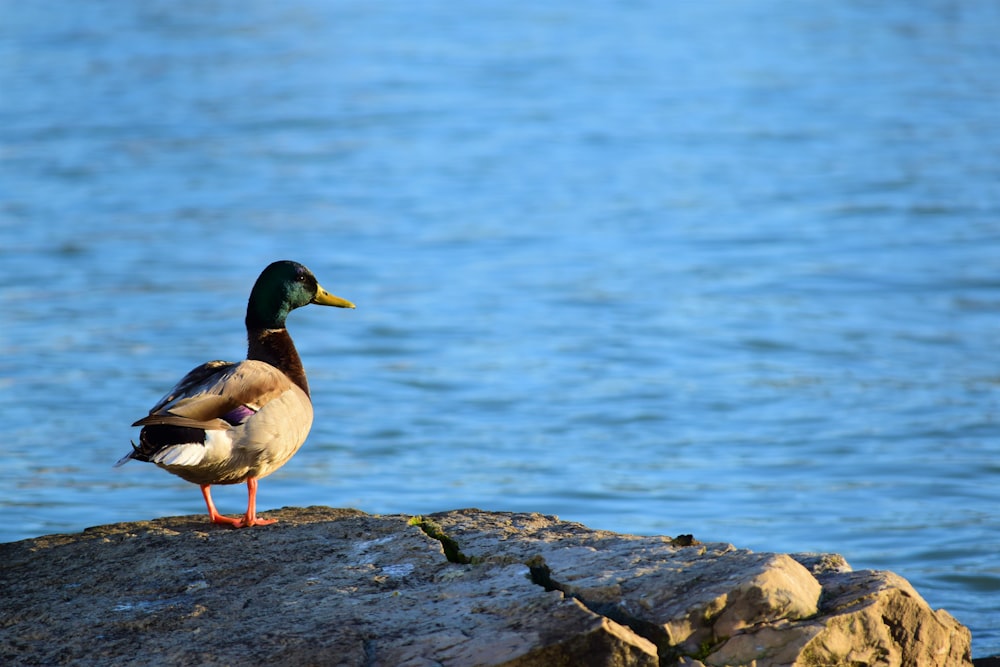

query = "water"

[2,0,999,657]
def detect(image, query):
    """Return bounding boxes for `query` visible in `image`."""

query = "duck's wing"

[132,360,295,430]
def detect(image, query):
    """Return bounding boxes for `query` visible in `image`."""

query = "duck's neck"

[247,326,310,396]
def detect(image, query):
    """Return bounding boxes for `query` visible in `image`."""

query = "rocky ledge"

[0,507,974,666]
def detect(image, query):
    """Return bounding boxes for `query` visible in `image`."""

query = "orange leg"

[200,485,243,527]
[239,477,276,527]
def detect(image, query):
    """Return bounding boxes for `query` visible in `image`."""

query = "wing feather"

[146,360,235,414]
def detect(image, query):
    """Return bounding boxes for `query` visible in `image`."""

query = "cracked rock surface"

[0,507,971,666]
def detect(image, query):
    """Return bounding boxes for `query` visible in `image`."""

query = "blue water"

[2,0,999,657]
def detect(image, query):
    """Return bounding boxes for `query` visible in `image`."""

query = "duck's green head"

[246,260,355,329]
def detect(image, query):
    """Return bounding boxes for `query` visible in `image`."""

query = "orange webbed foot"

[236,515,278,528]
[209,514,246,528]
[200,484,250,528]
[235,477,276,527]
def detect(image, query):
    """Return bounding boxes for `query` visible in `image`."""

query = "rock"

[429,509,972,667]
[0,507,972,666]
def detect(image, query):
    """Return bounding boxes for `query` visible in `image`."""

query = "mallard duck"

[115,260,355,527]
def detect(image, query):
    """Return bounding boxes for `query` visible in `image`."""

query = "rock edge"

[0,506,973,667]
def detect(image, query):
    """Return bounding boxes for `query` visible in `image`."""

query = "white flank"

[152,443,206,467]
[151,430,232,467]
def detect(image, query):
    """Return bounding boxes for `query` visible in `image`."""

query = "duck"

[114,260,355,527]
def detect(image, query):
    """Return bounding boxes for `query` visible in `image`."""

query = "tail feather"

[112,441,141,468]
